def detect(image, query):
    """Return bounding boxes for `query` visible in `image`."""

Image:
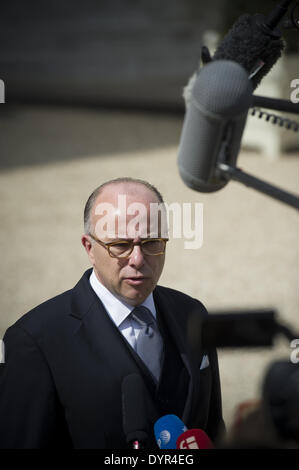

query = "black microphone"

[213,1,289,90]
[262,360,299,442]
[122,373,148,449]
[178,59,253,193]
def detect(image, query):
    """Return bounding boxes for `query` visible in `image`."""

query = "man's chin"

[121,282,153,306]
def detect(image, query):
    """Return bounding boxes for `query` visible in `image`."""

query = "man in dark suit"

[0,177,225,449]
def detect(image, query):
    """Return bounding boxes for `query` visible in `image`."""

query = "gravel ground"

[0,105,298,428]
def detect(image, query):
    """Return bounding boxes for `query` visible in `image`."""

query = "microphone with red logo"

[176,429,214,449]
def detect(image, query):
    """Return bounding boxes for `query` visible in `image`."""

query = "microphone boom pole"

[218,163,299,210]
[252,95,299,114]
[264,0,295,31]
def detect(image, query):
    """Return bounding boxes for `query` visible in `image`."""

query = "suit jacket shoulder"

[154,284,208,335]
[10,289,73,337]
[155,284,208,312]
[6,269,96,339]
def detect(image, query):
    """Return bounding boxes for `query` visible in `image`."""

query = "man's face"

[81,182,166,306]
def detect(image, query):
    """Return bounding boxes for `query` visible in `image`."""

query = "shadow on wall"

[0,105,183,170]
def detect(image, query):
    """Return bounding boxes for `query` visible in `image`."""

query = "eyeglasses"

[88,233,168,258]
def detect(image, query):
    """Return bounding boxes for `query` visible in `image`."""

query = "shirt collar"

[89,269,157,327]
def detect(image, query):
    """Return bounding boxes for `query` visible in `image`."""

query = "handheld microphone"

[154,415,187,449]
[122,373,148,449]
[176,429,214,449]
[178,60,253,193]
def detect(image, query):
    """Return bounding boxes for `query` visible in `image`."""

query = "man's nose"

[128,245,145,268]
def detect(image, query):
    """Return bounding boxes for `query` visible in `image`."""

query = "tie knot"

[131,306,155,328]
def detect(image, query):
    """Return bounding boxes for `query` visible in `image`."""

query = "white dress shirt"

[89,269,157,351]
[89,269,209,372]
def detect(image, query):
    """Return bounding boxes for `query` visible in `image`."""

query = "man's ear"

[81,235,95,264]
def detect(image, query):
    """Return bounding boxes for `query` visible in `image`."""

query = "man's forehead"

[91,184,167,239]
[95,182,159,204]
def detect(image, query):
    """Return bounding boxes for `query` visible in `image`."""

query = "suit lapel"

[69,269,158,393]
[69,270,202,425]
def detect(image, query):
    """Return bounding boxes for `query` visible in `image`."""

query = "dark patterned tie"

[131,306,163,382]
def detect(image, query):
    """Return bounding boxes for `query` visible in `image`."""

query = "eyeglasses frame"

[88,233,168,258]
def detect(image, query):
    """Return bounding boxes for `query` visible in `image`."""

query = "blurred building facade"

[0,0,224,108]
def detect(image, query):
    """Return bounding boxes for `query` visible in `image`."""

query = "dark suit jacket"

[0,269,224,449]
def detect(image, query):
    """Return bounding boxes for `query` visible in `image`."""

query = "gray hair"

[83,177,164,234]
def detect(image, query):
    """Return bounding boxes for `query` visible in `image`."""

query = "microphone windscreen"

[213,14,284,89]
[154,414,187,449]
[122,373,148,444]
[176,429,214,449]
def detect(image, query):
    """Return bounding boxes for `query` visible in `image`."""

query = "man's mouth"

[124,276,149,286]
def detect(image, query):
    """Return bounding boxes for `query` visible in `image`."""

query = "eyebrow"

[105,236,156,242]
